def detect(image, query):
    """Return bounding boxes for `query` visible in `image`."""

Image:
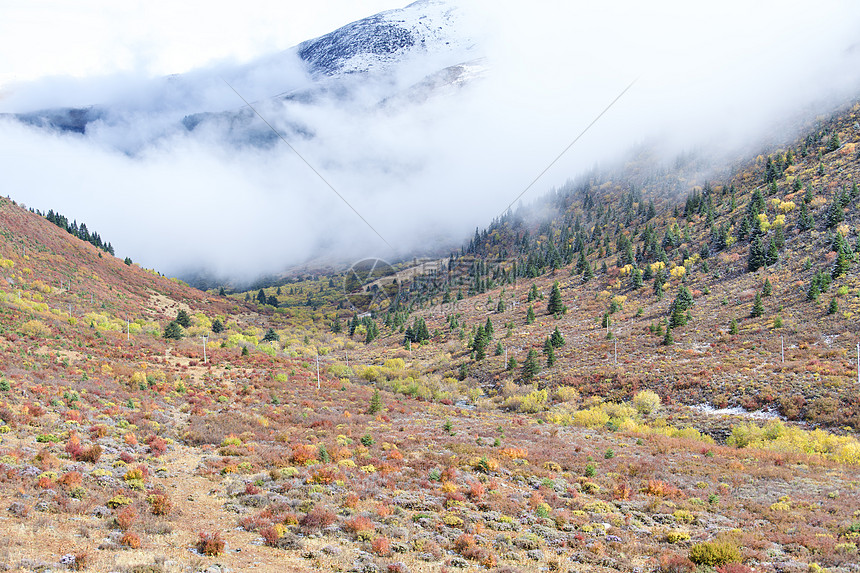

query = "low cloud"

[2,0,860,283]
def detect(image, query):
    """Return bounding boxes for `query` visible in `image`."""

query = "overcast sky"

[0,1,402,89]
[2,1,860,282]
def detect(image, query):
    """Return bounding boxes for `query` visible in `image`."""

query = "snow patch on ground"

[692,403,784,421]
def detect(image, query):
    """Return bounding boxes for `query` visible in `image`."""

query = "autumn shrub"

[689,540,741,567]
[147,493,172,516]
[146,435,167,456]
[119,531,141,549]
[290,444,317,465]
[343,516,374,538]
[79,445,102,463]
[69,552,89,571]
[299,505,336,532]
[116,506,138,531]
[58,471,82,488]
[658,553,695,573]
[633,390,661,414]
[21,319,50,338]
[196,531,225,556]
[716,564,754,573]
[371,536,392,556]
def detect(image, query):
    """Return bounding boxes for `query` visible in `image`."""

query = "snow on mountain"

[298,0,471,76]
[3,0,480,151]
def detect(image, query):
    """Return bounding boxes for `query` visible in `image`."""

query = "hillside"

[3,106,860,572]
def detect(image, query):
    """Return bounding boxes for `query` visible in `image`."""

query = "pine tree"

[827,198,844,228]
[521,349,540,381]
[163,321,183,340]
[547,281,564,314]
[798,201,813,231]
[367,389,381,415]
[546,344,556,367]
[670,304,687,328]
[542,336,553,356]
[828,297,838,315]
[256,289,267,305]
[507,356,518,371]
[485,317,494,339]
[832,249,851,279]
[528,283,539,302]
[495,341,504,356]
[582,261,594,283]
[472,326,488,360]
[175,309,191,328]
[750,293,764,318]
[526,305,535,324]
[218,286,226,296]
[662,327,673,346]
[762,278,772,296]
[673,286,694,312]
[729,318,738,335]
[212,319,224,334]
[748,235,765,272]
[263,328,279,342]
[550,327,565,347]
[766,236,779,267]
[807,280,820,301]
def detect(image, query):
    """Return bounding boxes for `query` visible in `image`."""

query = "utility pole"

[127,319,130,342]
[202,334,209,364]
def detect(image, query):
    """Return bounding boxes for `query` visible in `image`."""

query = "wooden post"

[316,355,321,390]
[614,339,617,365]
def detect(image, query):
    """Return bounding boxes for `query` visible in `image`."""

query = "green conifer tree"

[547,281,564,314]
[750,292,764,318]
[522,349,540,381]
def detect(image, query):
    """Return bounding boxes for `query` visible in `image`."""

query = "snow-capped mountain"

[4,0,482,151]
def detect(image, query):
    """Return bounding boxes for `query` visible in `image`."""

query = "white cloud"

[1,0,860,283]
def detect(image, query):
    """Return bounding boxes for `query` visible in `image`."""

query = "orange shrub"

[290,444,317,465]
[119,532,141,549]
[343,516,374,535]
[58,471,82,488]
[371,536,391,556]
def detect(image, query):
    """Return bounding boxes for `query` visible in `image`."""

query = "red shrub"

[716,565,754,573]
[371,536,391,556]
[146,435,167,456]
[260,526,281,546]
[196,531,224,556]
[116,507,138,531]
[299,505,336,532]
[659,553,695,573]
